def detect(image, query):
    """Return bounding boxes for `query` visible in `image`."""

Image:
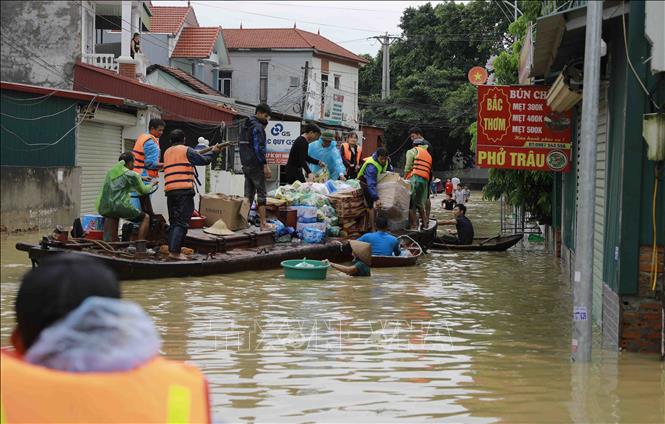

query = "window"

[259,61,269,103]
[334,75,340,90]
[321,73,329,103]
[290,76,300,88]
[218,71,232,96]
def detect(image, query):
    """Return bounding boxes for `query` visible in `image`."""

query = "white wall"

[227,50,312,116]
[308,56,359,129]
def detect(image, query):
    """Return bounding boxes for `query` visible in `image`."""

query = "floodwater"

[1,198,663,423]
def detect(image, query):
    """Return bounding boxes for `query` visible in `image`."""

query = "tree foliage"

[358,0,510,169]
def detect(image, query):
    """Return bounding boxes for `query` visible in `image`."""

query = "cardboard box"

[199,193,250,231]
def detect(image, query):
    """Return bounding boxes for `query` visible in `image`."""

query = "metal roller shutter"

[592,85,609,322]
[78,121,123,214]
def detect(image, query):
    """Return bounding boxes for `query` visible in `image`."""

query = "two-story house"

[221,28,368,129]
[100,5,231,90]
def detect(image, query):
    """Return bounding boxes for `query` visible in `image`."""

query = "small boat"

[371,236,423,268]
[431,233,524,252]
[15,220,438,280]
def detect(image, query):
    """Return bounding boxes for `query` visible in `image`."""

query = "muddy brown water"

[2,198,663,422]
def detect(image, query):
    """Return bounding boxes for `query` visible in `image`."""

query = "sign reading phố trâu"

[476,85,572,172]
[266,121,301,165]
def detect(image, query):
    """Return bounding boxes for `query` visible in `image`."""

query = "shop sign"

[476,85,572,172]
[265,121,301,165]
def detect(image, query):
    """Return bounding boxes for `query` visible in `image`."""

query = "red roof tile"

[172,27,221,58]
[222,28,368,64]
[147,64,221,96]
[149,6,197,34]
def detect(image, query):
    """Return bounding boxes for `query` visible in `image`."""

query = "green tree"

[358,0,510,170]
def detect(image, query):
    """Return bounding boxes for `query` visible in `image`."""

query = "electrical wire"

[651,163,662,291]
[0,101,79,121]
[622,1,661,110]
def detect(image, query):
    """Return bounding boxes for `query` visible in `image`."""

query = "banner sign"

[265,121,301,165]
[476,85,572,172]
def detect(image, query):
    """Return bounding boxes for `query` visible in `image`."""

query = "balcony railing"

[82,53,118,72]
[541,0,587,17]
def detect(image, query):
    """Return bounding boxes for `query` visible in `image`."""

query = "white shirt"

[454,190,466,204]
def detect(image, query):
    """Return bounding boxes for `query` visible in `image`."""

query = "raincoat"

[24,296,161,372]
[96,161,153,220]
[308,139,346,180]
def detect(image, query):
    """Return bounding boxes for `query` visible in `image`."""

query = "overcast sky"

[153,1,447,56]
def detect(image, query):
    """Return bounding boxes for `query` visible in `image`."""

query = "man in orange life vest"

[163,129,223,260]
[340,132,362,179]
[130,118,165,213]
[1,254,212,423]
[404,137,433,230]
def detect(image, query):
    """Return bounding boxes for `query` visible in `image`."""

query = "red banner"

[476,85,572,172]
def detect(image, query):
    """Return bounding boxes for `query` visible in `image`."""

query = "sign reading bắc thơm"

[265,121,301,165]
[476,85,572,172]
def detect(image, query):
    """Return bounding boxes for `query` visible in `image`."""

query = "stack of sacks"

[376,172,411,231]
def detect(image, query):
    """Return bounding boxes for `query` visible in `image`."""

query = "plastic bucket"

[281,259,329,280]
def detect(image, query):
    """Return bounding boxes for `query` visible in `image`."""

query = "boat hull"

[430,234,523,252]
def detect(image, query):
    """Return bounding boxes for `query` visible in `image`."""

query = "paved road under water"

[1,198,663,422]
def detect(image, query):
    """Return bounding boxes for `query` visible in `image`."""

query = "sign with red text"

[476,85,572,172]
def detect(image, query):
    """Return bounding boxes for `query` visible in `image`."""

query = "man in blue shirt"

[358,215,401,256]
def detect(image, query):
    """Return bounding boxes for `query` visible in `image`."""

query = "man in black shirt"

[285,123,322,184]
[438,204,475,245]
[441,193,456,211]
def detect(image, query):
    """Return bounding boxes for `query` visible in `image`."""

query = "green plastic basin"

[281,259,329,280]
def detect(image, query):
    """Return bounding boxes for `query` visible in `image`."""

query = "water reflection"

[1,199,663,422]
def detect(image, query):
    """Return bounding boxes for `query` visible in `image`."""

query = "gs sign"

[265,121,301,165]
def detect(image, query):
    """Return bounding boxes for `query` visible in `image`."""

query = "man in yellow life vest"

[404,138,433,230]
[1,254,212,423]
[163,129,224,260]
[340,132,362,179]
[357,147,388,231]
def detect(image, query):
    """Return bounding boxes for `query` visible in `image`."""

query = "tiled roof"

[172,27,221,58]
[149,6,196,34]
[146,64,221,96]
[222,28,368,64]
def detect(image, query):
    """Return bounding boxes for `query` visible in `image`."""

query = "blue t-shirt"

[358,231,401,256]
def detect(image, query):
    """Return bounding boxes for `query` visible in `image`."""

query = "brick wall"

[620,245,663,353]
[118,62,136,79]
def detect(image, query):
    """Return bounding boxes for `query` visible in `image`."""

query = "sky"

[153,1,447,56]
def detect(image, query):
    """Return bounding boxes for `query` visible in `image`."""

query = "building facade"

[524,0,665,353]
[222,28,368,129]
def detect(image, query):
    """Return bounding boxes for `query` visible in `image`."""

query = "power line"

[0,101,79,121]
[190,1,386,34]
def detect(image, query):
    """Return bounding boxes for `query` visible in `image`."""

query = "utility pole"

[371,33,400,99]
[571,0,603,363]
[301,61,309,119]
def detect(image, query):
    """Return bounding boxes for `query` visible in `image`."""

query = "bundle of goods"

[327,187,368,237]
[376,172,411,231]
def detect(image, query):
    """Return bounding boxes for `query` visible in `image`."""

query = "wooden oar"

[479,234,502,246]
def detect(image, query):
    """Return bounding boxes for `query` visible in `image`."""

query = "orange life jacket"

[341,143,362,166]
[0,351,211,424]
[132,133,161,178]
[163,145,195,192]
[405,146,432,180]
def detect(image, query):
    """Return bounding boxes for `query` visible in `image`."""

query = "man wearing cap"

[405,135,433,230]
[308,129,347,181]
[408,126,434,222]
[239,103,272,230]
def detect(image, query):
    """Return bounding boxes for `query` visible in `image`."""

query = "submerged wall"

[1,167,81,232]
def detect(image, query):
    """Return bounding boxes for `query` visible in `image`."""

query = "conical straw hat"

[203,219,234,236]
[349,240,372,266]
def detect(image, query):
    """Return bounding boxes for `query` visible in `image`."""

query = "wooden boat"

[15,220,438,280]
[371,236,423,268]
[431,233,524,252]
